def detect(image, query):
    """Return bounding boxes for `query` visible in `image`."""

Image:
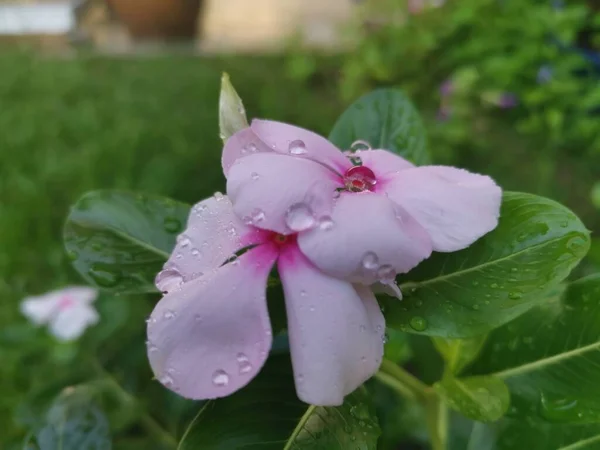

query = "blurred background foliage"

[1,0,600,446]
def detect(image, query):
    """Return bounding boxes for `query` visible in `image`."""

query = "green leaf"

[64,190,189,293]
[434,376,510,423]
[433,335,487,375]
[469,274,600,424]
[471,418,600,450]
[383,192,590,338]
[178,355,380,450]
[34,388,111,450]
[219,72,248,143]
[383,329,412,364]
[328,88,430,165]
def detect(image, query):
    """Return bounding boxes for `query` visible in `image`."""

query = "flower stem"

[375,359,448,450]
[92,361,177,449]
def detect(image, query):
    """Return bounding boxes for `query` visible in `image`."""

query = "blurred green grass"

[0,50,342,442]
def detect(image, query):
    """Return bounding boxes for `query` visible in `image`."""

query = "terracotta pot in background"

[107,0,202,40]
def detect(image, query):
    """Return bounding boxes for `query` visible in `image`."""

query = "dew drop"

[362,252,379,271]
[147,342,158,353]
[286,203,315,231]
[377,264,396,284]
[300,290,307,297]
[66,250,78,261]
[490,283,499,289]
[350,140,372,152]
[163,309,176,320]
[409,316,428,332]
[89,265,121,288]
[163,217,181,233]
[236,353,253,374]
[212,369,230,387]
[251,208,266,224]
[214,191,225,201]
[318,216,335,231]
[250,172,260,181]
[155,268,183,293]
[244,143,257,153]
[288,139,307,155]
[160,374,174,387]
[177,235,191,248]
[191,248,200,257]
[508,291,523,300]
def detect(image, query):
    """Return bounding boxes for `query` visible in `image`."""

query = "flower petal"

[383,166,502,252]
[147,245,277,400]
[158,195,265,293]
[251,119,352,174]
[355,149,414,182]
[222,128,273,176]
[298,192,432,284]
[278,247,385,405]
[20,286,98,325]
[50,304,99,341]
[227,153,342,234]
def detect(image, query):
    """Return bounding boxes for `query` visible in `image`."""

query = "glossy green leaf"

[469,418,600,450]
[383,192,590,338]
[33,388,111,450]
[435,376,509,423]
[433,335,487,375]
[383,329,412,364]
[469,274,600,424]
[178,355,380,450]
[219,72,248,143]
[328,88,430,165]
[64,190,189,293]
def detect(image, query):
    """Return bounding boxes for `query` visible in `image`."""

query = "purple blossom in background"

[498,93,518,109]
[537,65,553,84]
[439,79,454,97]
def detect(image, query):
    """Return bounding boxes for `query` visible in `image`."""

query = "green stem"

[92,361,177,449]
[376,359,448,450]
[424,394,448,450]
[378,359,430,399]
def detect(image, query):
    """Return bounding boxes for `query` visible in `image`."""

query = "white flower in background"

[20,286,99,341]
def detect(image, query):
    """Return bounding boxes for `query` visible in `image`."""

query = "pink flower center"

[270,232,297,248]
[58,295,75,310]
[343,165,377,192]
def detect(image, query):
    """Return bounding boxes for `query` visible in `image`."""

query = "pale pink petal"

[298,192,432,284]
[382,166,502,252]
[222,128,273,176]
[147,245,277,400]
[251,119,352,174]
[157,195,266,293]
[227,153,342,234]
[20,286,98,325]
[355,149,414,182]
[278,247,385,405]
[50,303,99,341]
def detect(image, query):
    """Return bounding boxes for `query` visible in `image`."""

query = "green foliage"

[179,355,380,450]
[64,191,190,294]
[4,46,599,450]
[383,192,590,338]
[329,88,430,164]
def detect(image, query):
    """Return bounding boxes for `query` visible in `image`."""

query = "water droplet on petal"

[160,374,174,387]
[155,268,183,293]
[377,264,396,284]
[251,208,266,224]
[251,172,260,180]
[214,191,225,201]
[212,369,230,387]
[191,248,201,257]
[318,216,334,231]
[350,140,372,152]
[177,235,191,248]
[236,353,253,374]
[288,139,307,155]
[286,203,315,231]
[300,290,307,297]
[243,143,257,154]
[362,252,379,271]
[163,309,176,320]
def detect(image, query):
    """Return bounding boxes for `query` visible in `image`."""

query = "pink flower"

[147,120,501,406]
[21,286,99,341]
[148,194,389,406]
